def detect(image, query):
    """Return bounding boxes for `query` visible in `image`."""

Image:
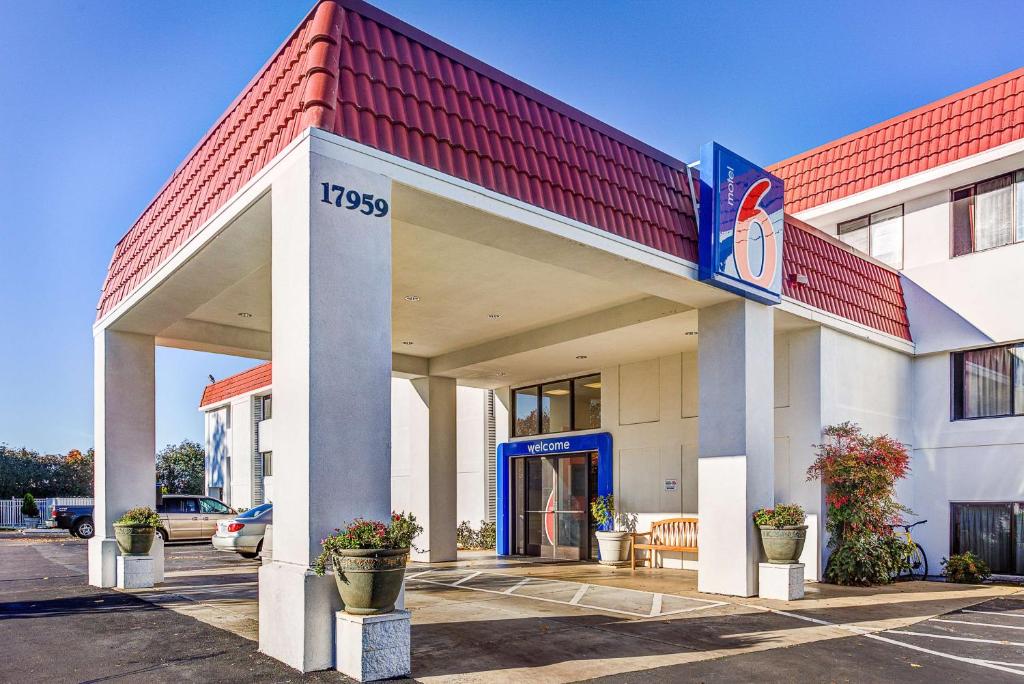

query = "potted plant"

[591,495,636,565]
[313,512,422,615]
[21,493,40,529]
[753,503,807,564]
[113,506,161,555]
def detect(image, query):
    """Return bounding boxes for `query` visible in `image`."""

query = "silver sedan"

[212,503,272,559]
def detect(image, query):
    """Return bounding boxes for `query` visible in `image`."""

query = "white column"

[259,148,392,672]
[408,376,457,563]
[89,329,157,587]
[697,299,774,597]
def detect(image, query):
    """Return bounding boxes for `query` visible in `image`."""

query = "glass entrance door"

[512,453,595,560]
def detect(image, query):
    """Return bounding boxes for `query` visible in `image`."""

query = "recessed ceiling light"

[488,313,501,319]
[684,331,698,336]
[544,388,570,396]
[402,341,414,345]
[495,371,507,377]
[584,382,602,389]
[404,295,420,302]
[575,355,588,359]
[237,312,253,318]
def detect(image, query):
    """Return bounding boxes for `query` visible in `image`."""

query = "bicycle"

[891,519,928,580]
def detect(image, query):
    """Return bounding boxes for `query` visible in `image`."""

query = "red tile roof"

[98,0,698,319]
[200,363,272,407]
[770,67,1024,214]
[782,216,911,341]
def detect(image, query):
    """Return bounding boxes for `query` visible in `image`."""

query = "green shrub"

[313,512,423,575]
[942,552,991,584]
[825,533,912,586]
[115,506,161,528]
[478,520,496,549]
[753,503,805,527]
[21,493,39,517]
[456,520,497,549]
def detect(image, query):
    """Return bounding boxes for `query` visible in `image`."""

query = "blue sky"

[0,1,1020,454]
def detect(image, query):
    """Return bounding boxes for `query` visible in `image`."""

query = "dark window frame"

[950,343,1024,421]
[836,204,904,268]
[950,170,1023,258]
[510,373,601,438]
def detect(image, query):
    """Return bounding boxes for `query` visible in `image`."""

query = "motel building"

[89,0,1024,674]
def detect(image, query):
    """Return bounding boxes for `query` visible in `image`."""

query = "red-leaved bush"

[808,422,913,585]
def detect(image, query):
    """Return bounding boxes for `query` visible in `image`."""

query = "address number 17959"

[319,182,389,217]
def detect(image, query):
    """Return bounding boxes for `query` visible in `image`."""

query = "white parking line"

[743,603,1024,677]
[888,629,1024,647]
[932,618,1024,631]
[964,609,1024,619]
[650,593,663,617]
[569,584,590,605]
[450,571,482,586]
[503,577,532,594]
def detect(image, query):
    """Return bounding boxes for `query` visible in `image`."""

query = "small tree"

[155,440,206,495]
[21,492,39,517]
[807,422,912,586]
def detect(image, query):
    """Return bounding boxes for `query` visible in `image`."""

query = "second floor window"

[952,344,1024,420]
[952,170,1024,256]
[261,394,272,420]
[837,205,903,268]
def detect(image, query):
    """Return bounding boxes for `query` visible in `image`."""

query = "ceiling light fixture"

[402,341,414,345]
[583,382,602,389]
[237,312,253,318]
[404,295,420,302]
[684,331,698,336]
[575,355,588,360]
[544,388,570,396]
[488,313,501,319]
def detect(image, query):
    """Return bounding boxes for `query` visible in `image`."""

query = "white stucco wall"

[390,379,489,525]
[910,352,1024,566]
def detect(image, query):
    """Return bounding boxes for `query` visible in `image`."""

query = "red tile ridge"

[770,66,1024,177]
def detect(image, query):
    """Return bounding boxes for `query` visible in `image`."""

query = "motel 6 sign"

[697,142,785,305]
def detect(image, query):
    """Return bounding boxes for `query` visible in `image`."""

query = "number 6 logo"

[733,178,778,288]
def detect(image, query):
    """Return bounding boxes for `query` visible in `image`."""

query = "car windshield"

[238,503,272,519]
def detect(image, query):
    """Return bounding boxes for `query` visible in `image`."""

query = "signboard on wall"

[697,142,785,305]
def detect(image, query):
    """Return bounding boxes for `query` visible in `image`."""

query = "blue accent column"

[496,432,613,556]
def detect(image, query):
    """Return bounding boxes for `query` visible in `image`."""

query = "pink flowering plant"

[313,512,422,576]
[752,503,805,528]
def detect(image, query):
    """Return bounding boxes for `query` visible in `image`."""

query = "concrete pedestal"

[758,563,805,600]
[335,610,411,682]
[116,555,154,589]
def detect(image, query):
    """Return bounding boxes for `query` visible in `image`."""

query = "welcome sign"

[697,142,785,305]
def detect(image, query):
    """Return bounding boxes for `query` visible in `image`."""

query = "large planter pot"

[595,530,632,565]
[759,525,808,564]
[332,548,409,615]
[113,524,156,556]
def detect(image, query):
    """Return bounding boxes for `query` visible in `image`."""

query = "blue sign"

[698,142,785,305]
[495,432,613,556]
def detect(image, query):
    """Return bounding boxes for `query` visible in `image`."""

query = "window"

[837,205,904,268]
[263,452,273,477]
[261,394,272,420]
[511,374,601,437]
[951,344,1024,419]
[200,498,230,514]
[951,502,1024,575]
[952,170,1024,256]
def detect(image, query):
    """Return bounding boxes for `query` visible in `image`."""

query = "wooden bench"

[630,517,698,570]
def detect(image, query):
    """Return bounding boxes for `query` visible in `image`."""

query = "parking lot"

[3,531,1024,682]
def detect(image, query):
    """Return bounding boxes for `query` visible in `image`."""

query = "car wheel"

[157,528,169,542]
[238,551,258,559]
[72,519,95,539]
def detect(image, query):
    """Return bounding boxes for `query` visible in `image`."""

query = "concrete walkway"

[8,536,1024,682]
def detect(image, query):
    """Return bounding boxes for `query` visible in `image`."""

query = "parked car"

[212,503,272,559]
[51,503,95,538]
[156,495,236,542]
